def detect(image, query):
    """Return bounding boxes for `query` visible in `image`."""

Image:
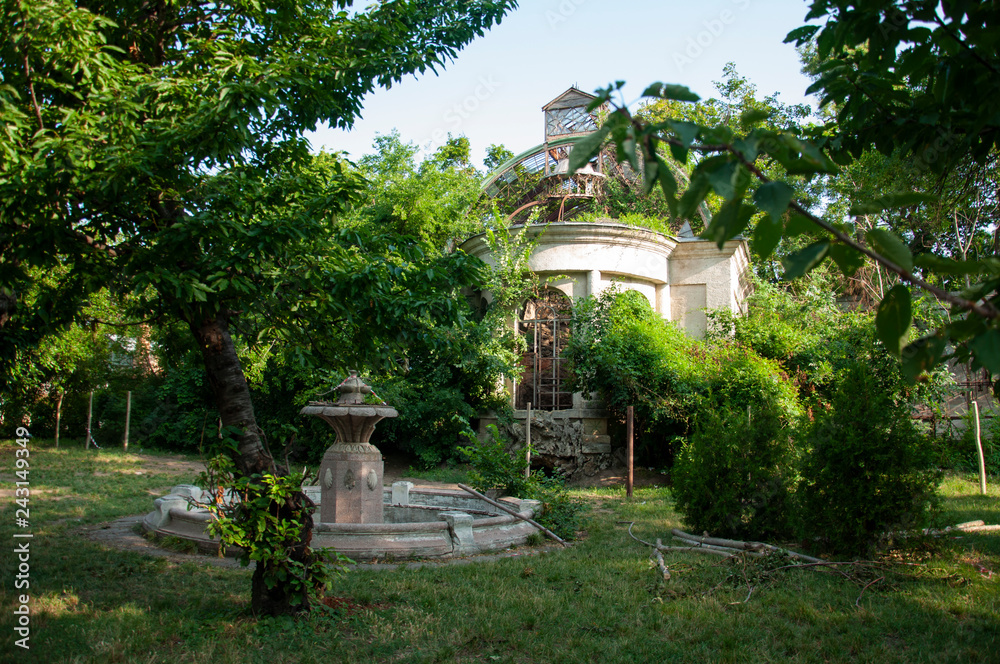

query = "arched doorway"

[515,289,573,410]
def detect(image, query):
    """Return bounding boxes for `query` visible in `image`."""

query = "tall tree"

[345,131,483,250]
[1,0,515,614]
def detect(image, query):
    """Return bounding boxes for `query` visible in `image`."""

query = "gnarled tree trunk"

[189,309,315,615]
[189,310,274,477]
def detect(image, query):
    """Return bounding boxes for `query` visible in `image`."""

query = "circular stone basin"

[143,482,543,561]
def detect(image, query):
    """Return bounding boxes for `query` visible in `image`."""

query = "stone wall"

[484,409,615,478]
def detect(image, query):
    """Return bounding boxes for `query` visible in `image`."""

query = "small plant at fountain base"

[198,443,352,615]
[459,425,586,540]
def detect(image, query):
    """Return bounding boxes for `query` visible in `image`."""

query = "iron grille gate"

[515,290,573,410]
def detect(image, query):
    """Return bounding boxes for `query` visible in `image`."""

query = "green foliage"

[201,446,351,611]
[798,363,942,555]
[483,143,514,172]
[345,132,483,251]
[567,289,800,467]
[375,375,479,470]
[1,0,515,615]
[979,416,1000,476]
[672,408,796,540]
[578,283,945,552]
[527,472,587,541]
[708,280,953,414]
[581,4,1000,391]
[938,408,1000,476]
[428,134,472,170]
[635,63,814,243]
[459,424,531,497]
[360,215,540,469]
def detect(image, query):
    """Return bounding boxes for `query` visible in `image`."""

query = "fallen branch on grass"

[671,535,766,557]
[855,576,884,606]
[670,529,825,564]
[888,519,1000,538]
[620,521,742,559]
[653,539,670,580]
[928,520,1000,534]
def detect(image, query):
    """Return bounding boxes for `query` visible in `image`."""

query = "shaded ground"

[131,453,207,476]
[566,465,669,488]
[380,447,670,490]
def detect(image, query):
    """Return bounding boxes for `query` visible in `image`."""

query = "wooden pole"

[974,401,987,495]
[525,403,532,480]
[123,390,132,452]
[85,390,94,450]
[198,411,209,456]
[626,405,634,499]
[457,483,567,546]
[54,390,63,449]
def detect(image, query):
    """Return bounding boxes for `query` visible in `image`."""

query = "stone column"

[587,269,601,298]
[317,439,384,524]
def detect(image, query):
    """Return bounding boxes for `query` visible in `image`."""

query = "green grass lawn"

[1,440,998,663]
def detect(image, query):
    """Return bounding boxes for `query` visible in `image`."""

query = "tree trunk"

[189,310,274,476]
[189,309,314,615]
[250,491,317,615]
[54,390,64,448]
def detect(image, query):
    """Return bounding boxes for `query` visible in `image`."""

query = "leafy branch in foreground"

[570,23,1000,385]
[198,440,351,615]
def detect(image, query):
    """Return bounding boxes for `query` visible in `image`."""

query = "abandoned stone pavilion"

[460,87,752,476]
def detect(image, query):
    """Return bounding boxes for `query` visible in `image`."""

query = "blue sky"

[306,0,821,169]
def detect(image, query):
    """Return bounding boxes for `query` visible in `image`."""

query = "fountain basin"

[143,482,543,561]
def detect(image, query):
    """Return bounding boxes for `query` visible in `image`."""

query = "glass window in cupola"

[543,88,599,140]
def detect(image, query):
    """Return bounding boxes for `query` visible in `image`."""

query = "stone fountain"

[143,372,544,560]
[300,370,397,524]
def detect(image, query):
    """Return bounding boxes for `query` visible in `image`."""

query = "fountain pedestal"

[300,371,397,524]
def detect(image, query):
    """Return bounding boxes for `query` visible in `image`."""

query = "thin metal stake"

[627,405,634,499]
[85,390,93,449]
[525,402,532,480]
[123,390,131,452]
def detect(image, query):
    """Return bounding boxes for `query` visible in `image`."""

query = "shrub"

[797,362,941,555]
[200,445,351,613]
[938,407,1000,476]
[458,424,530,496]
[672,407,796,540]
[458,425,585,540]
[375,378,479,469]
[528,471,586,540]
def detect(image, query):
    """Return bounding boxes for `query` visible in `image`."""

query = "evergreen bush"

[797,362,941,554]
[672,407,796,540]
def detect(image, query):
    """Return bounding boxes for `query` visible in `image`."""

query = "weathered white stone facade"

[460,220,750,338]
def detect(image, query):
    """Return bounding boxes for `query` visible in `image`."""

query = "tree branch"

[72,230,122,258]
[933,13,1000,78]
[726,144,1000,321]
[23,52,43,130]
